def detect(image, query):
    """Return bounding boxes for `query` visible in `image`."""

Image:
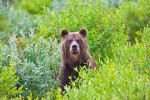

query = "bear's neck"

[63,51,88,68]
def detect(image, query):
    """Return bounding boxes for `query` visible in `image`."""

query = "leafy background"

[0,0,150,99]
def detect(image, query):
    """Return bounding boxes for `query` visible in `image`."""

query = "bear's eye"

[77,40,82,44]
[67,40,72,44]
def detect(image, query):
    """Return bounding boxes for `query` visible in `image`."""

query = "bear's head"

[61,28,88,58]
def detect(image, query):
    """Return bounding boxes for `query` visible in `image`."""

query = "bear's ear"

[79,28,87,37]
[60,29,68,37]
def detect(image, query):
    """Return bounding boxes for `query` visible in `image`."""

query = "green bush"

[0,0,150,99]
[0,29,60,99]
[13,0,53,14]
[0,0,39,42]
[0,60,22,98]
[119,0,150,44]
[0,0,10,41]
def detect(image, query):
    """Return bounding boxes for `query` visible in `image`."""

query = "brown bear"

[60,28,97,94]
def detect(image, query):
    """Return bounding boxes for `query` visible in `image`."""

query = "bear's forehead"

[67,32,82,39]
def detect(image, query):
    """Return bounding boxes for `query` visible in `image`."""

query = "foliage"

[0,0,10,41]
[13,0,53,14]
[0,60,22,98]
[119,0,150,44]
[0,0,38,42]
[0,29,60,99]
[0,0,150,99]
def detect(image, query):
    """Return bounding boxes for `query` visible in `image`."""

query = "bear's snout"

[70,41,80,54]
[72,45,77,51]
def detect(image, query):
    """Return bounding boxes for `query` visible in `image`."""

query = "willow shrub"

[0,61,22,99]
[0,0,38,42]
[1,0,150,99]
[13,0,53,14]
[0,29,61,99]
[118,0,150,44]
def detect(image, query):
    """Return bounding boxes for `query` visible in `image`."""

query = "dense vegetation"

[0,0,149,99]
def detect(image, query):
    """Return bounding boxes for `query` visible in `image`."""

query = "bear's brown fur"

[60,28,97,94]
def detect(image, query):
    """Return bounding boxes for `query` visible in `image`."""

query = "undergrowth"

[0,0,149,99]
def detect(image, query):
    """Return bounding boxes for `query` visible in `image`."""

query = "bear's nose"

[72,45,77,48]
[72,45,77,51]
